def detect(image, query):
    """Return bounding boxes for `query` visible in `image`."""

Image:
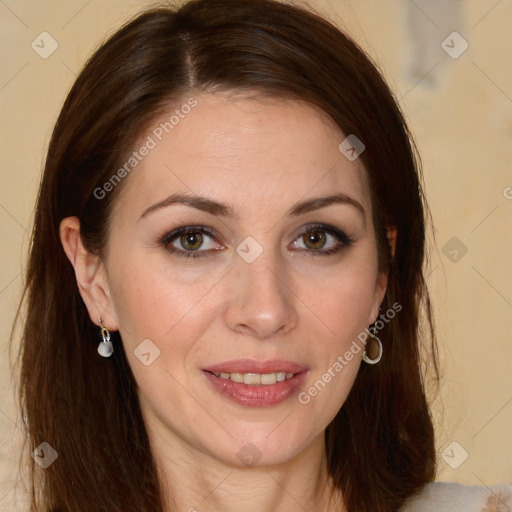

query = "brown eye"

[160,226,220,259]
[180,231,204,251]
[291,224,354,256]
[303,230,327,250]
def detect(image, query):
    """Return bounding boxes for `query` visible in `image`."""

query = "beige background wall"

[1,0,511,508]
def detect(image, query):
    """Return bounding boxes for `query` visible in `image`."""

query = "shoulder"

[399,481,512,511]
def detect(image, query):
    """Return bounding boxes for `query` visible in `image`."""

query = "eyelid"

[295,222,346,239]
[160,225,220,246]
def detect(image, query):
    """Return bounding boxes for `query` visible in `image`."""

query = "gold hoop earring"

[362,324,382,364]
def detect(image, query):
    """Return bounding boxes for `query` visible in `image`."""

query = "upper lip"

[203,359,308,374]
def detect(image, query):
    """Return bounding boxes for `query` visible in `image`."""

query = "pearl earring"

[97,320,113,358]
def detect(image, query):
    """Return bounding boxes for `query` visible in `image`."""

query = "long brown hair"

[12,0,439,510]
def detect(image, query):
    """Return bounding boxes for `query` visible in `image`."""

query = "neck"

[148,424,344,512]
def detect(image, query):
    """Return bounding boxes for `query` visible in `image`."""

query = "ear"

[369,270,388,325]
[387,225,397,258]
[368,225,397,324]
[59,216,119,331]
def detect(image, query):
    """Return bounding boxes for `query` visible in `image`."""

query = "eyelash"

[158,224,354,260]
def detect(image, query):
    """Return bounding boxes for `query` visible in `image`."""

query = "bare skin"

[61,92,392,511]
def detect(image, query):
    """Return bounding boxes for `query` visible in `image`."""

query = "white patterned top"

[400,482,512,511]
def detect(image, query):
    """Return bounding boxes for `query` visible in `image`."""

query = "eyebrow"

[138,192,365,221]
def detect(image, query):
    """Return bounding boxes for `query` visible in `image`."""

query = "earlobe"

[59,217,119,331]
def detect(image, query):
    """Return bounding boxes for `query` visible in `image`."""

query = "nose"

[223,249,299,340]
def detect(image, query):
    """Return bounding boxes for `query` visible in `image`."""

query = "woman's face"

[99,92,387,467]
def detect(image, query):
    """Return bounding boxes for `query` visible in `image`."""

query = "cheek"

[108,263,219,396]
[108,252,224,344]
[297,256,380,333]
[293,256,379,398]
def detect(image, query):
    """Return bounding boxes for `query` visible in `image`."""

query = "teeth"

[244,373,261,385]
[210,371,296,385]
[260,373,276,385]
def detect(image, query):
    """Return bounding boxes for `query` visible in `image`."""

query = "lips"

[203,369,308,407]
[202,359,309,407]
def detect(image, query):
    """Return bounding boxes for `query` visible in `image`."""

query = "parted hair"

[13,0,439,510]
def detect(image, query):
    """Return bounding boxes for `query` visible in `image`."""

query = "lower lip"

[203,370,308,407]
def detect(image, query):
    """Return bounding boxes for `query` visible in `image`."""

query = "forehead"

[112,92,371,221]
